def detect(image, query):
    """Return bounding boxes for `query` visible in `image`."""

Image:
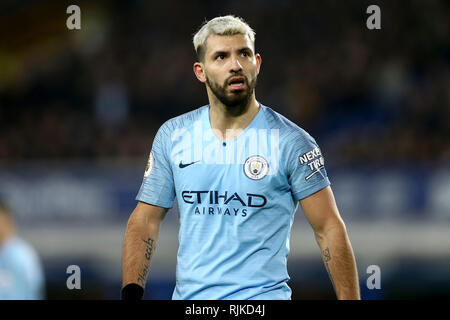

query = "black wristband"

[121,283,144,300]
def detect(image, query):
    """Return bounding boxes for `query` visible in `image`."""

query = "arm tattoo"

[137,238,155,287]
[322,247,336,293]
[323,247,331,262]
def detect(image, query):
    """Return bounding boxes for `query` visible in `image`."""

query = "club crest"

[244,155,269,180]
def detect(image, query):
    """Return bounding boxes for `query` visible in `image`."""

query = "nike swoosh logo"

[179,160,200,168]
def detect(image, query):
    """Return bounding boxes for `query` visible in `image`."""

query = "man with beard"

[121,15,360,300]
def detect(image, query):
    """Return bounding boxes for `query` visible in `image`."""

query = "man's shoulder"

[261,104,312,143]
[159,105,207,134]
[1,237,40,266]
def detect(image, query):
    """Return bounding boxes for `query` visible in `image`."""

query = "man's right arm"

[121,201,168,298]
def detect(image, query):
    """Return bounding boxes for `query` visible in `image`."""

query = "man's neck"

[208,95,260,140]
[0,229,14,248]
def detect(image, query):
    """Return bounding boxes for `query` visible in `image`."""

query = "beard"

[205,72,257,109]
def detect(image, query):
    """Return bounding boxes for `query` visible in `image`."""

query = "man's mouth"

[228,76,246,90]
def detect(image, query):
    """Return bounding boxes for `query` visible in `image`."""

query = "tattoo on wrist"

[323,247,331,262]
[143,238,154,261]
[137,238,155,286]
[322,247,336,292]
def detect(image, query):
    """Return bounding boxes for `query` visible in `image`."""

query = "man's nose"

[229,56,243,73]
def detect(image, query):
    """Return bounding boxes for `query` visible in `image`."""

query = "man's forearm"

[122,212,161,289]
[314,222,360,300]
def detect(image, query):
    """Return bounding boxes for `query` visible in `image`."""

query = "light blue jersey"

[0,236,45,300]
[136,103,330,300]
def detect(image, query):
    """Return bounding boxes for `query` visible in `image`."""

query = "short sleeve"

[17,248,45,300]
[286,132,331,201]
[0,241,45,300]
[136,123,176,208]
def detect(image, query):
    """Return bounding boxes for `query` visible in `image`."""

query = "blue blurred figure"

[0,200,45,300]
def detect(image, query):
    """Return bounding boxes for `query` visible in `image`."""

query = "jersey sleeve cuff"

[135,196,174,209]
[292,178,331,202]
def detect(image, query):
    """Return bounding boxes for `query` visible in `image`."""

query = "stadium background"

[0,0,449,299]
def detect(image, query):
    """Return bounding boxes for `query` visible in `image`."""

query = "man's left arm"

[300,186,361,300]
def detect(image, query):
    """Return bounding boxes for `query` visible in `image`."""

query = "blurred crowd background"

[0,0,449,300]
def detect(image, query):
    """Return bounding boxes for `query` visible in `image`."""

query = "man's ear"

[193,62,206,83]
[255,53,262,75]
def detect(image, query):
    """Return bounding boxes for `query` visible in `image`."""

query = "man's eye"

[242,52,248,57]
[217,54,225,60]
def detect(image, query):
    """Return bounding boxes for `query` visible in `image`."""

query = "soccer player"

[122,15,360,300]
[0,200,45,300]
